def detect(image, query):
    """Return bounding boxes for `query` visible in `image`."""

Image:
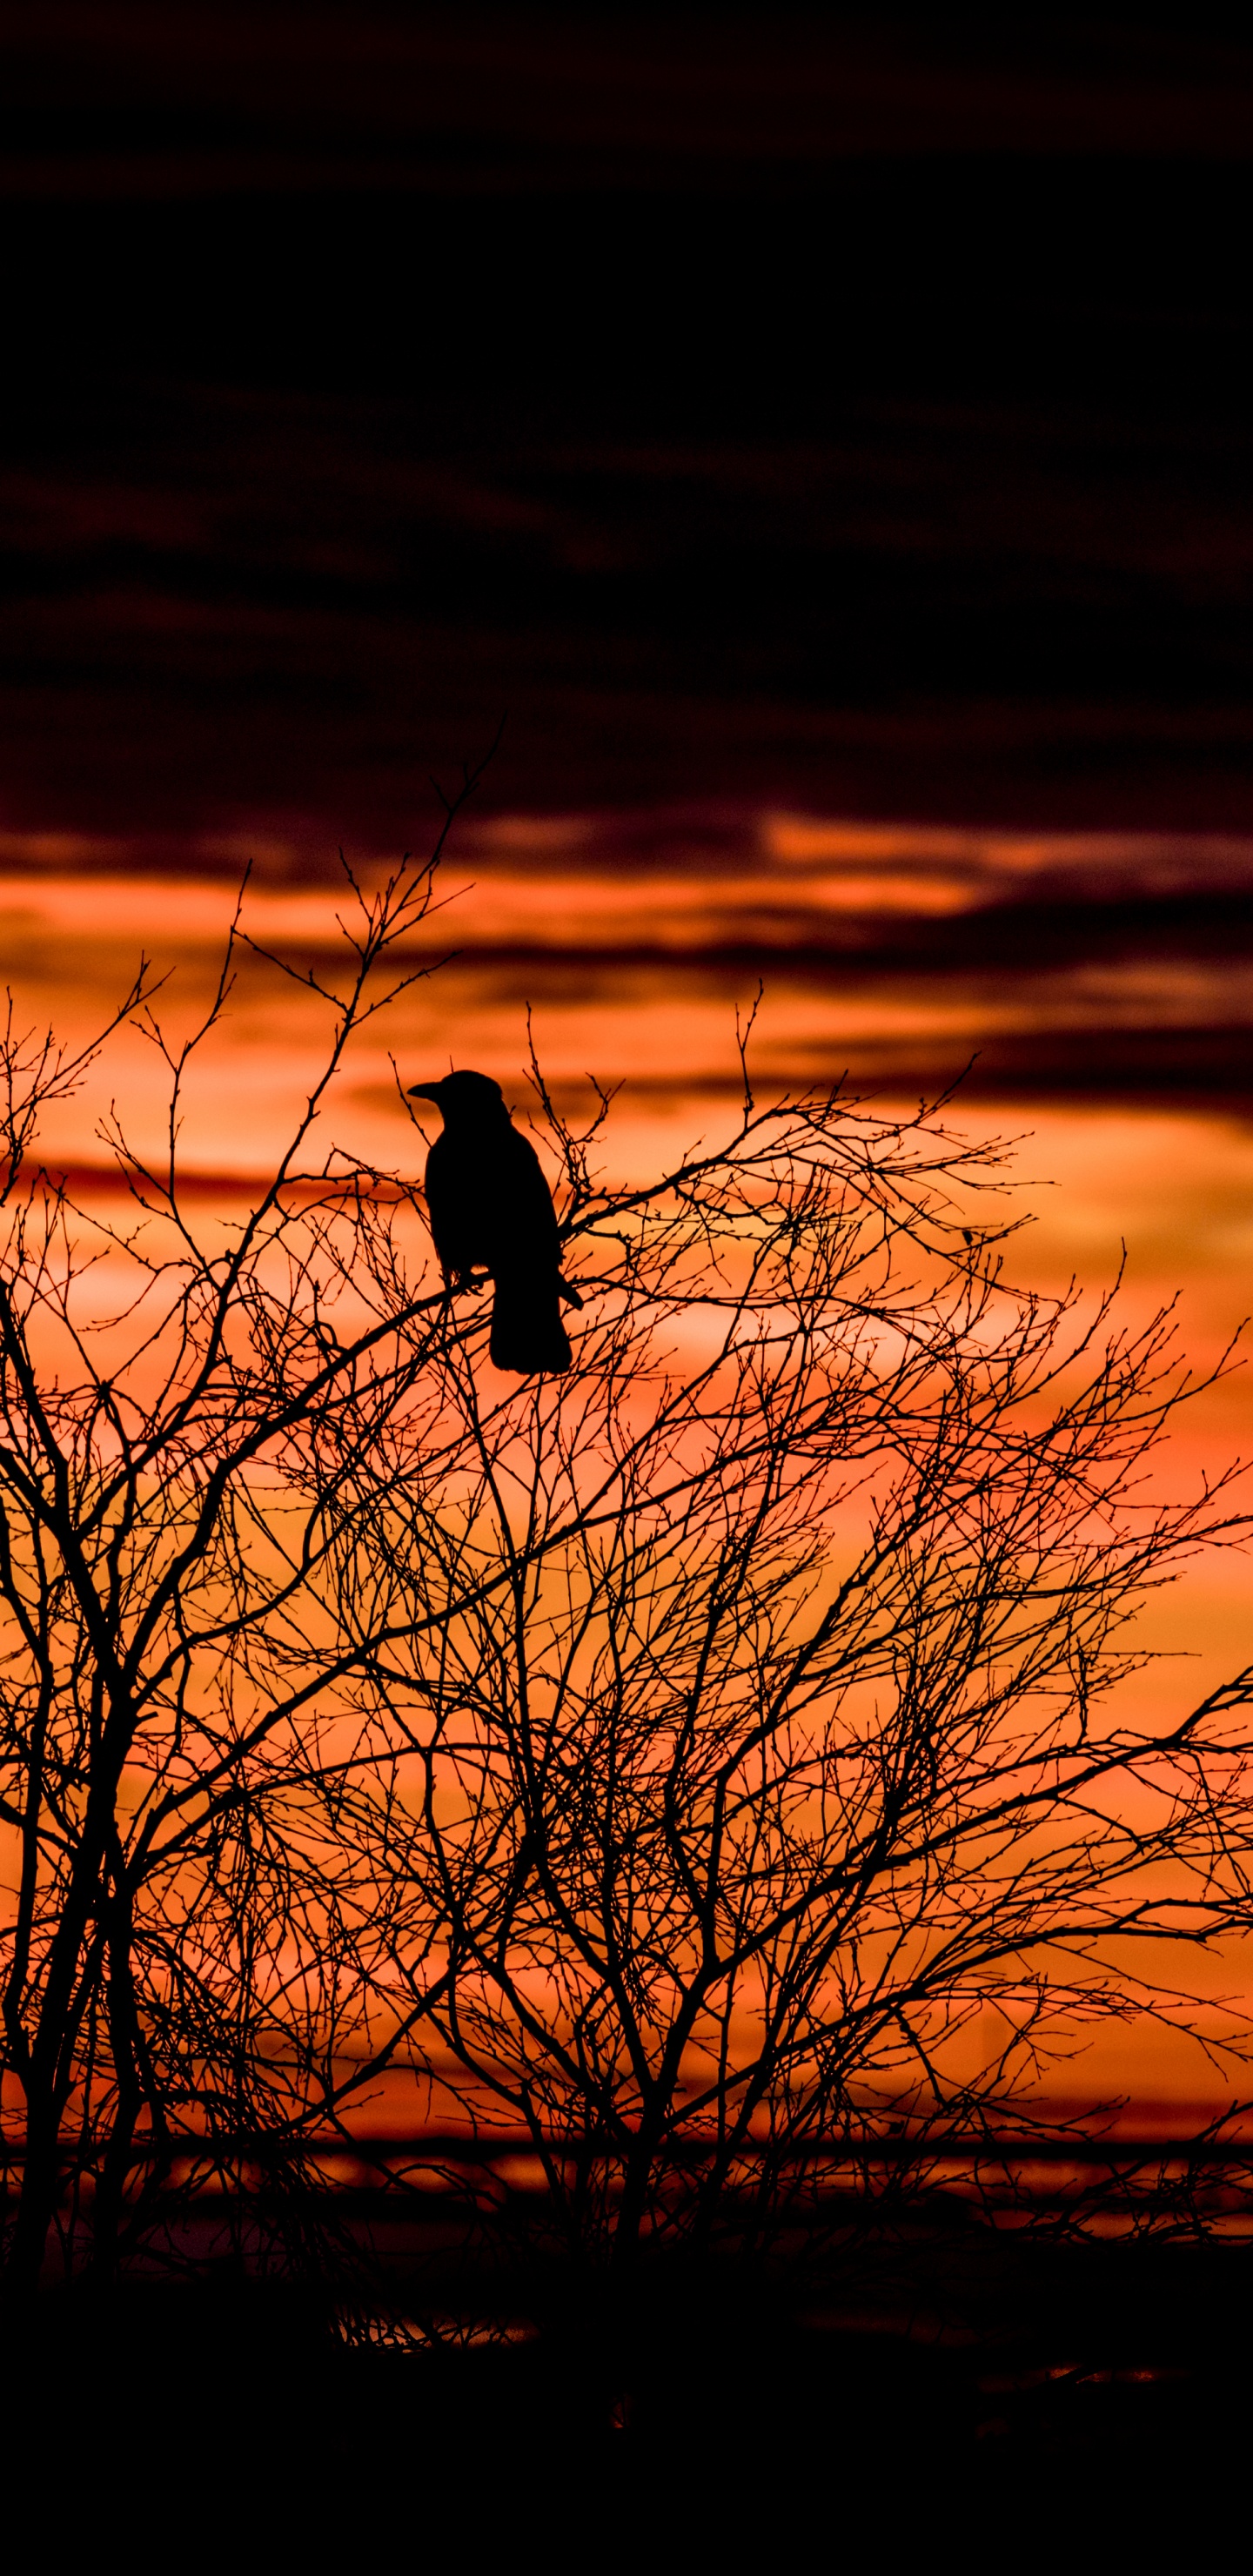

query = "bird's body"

[408,1070,578,1373]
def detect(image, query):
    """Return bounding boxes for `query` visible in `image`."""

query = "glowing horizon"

[3,815,1253,2119]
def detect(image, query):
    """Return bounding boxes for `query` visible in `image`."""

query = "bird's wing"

[494,1130,562,1265]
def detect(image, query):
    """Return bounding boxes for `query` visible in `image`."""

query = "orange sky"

[3,818,1253,2122]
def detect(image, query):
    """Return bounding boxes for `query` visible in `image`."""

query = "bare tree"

[0,786,483,2301]
[3,820,1253,2321]
[324,1049,1253,2293]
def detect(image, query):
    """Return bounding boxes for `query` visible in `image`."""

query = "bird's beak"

[407,1081,443,1101]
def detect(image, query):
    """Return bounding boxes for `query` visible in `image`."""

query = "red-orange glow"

[3,815,1253,2124]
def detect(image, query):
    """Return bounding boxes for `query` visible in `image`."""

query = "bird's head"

[407,1069,511,1130]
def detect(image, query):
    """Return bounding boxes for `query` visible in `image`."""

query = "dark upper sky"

[3,5,1253,842]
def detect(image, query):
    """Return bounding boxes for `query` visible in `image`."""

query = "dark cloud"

[2,8,1252,842]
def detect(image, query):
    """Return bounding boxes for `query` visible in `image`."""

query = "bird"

[407,1069,582,1374]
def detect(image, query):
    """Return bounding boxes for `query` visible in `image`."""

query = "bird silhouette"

[407,1069,582,1373]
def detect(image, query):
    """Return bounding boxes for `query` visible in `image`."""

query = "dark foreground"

[3,2231,1250,2550]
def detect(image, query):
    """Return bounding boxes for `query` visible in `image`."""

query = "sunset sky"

[4,7,1253,2117]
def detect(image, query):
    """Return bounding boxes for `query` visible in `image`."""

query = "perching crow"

[407,1069,582,1374]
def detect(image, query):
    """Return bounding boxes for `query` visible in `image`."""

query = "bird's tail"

[490,1271,573,1374]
